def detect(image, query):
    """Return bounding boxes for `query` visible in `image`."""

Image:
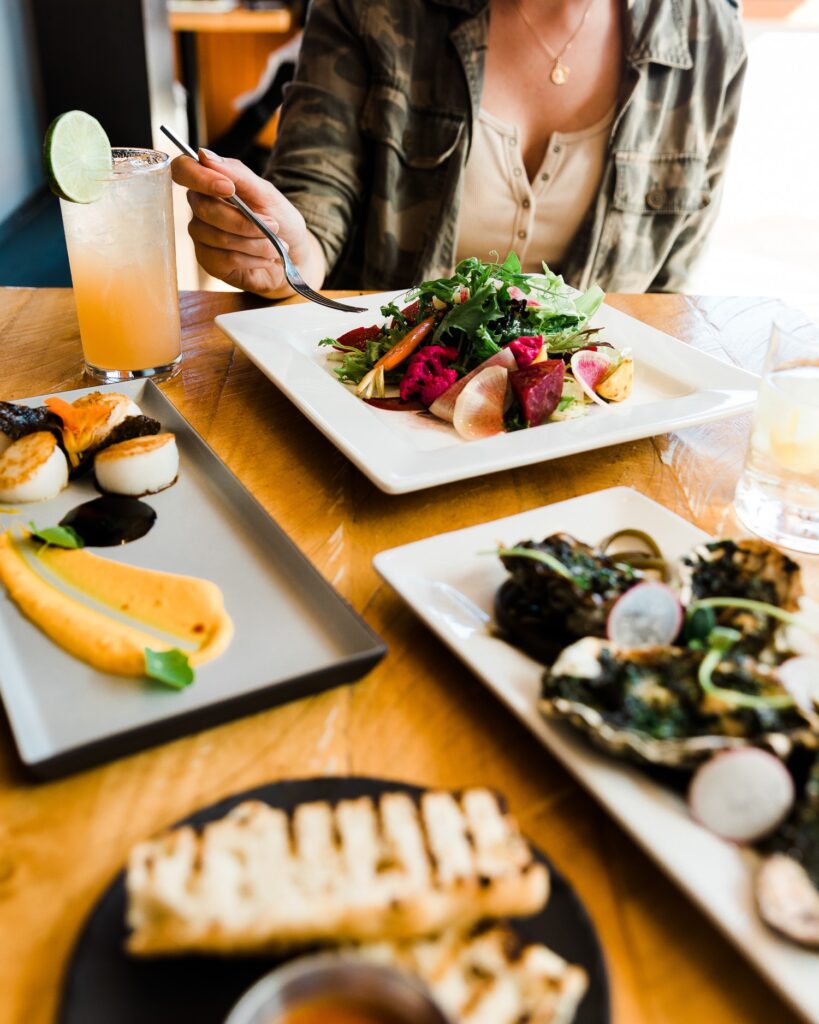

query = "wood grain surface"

[0,287,815,1024]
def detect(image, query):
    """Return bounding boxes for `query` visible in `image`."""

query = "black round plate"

[60,777,610,1024]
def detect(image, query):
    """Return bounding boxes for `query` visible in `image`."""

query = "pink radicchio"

[399,345,460,406]
[508,334,544,368]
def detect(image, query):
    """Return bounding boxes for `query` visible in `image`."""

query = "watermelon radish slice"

[606,581,683,646]
[509,359,565,427]
[570,349,615,406]
[452,366,509,440]
[429,348,517,422]
[688,748,795,844]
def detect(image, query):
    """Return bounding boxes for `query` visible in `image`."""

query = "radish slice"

[606,581,683,647]
[776,656,819,712]
[429,348,517,422]
[452,366,508,440]
[688,749,795,844]
[570,350,614,407]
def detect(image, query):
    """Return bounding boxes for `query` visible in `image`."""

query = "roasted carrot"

[356,316,434,399]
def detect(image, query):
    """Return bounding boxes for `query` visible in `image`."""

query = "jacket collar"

[624,0,693,69]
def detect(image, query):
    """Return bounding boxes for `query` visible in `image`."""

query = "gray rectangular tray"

[0,381,386,779]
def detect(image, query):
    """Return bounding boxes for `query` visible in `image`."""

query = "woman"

[173,0,745,297]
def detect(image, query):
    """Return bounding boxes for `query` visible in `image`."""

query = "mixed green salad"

[319,253,634,440]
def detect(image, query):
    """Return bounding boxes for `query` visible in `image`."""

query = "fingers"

[188,218,277,261]
[198,148,281,210]
[186,191,278,239]
[170,154,234,198]
[191,240,282,282]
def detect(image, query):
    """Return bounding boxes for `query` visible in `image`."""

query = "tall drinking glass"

[59,148,182,382]
[734,324,819,553]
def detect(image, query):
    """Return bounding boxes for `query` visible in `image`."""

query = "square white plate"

[373,488,818,1023]
[217,291,759,494]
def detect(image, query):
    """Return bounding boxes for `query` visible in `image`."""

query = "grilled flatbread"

[126,789,549,955]
[353,924,588,1024]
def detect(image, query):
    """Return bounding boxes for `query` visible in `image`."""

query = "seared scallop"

[0,431,69,503]
[45,391,144,467]
[94,432,178,496]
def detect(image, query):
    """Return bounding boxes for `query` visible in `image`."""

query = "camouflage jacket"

[268,0,746,292]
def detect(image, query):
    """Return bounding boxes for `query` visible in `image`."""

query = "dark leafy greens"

[319,252,604,388]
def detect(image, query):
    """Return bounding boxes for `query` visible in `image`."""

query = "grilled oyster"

[679,539,802,657]
[541,638,819,768]
[756,756,819,947]
[495,533,642,664]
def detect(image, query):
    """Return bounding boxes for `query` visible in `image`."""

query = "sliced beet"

[509,360,565,428]
[334,324,382,351]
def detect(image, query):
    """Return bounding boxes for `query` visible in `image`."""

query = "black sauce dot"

[60,496,156,547]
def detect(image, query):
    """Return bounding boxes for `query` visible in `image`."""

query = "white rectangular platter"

[373,487,818,1023]
[217,290,759,494]
[0,381,385,779]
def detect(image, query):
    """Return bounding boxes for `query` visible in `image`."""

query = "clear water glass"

[59,148,182,382]
[734,323,819,553]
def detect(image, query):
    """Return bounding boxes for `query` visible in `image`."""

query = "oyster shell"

[678,539,803,658]
[541,638,819,768]
[756,854,819,948]
[756,754,819,946]
[495,533,642,664]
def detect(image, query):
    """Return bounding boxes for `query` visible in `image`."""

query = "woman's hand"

[171,149,326,298]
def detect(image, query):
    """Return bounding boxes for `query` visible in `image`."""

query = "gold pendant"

[550,59,569,86]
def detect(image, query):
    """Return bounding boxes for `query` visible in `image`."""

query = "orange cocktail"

[60,149,182,381]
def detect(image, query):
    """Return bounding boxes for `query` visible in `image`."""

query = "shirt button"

[518,229,527,239]
[521,198,531,209]
[553,144,562,154]
[541,172,550,181]
[513,167,522,176]
[646,187,668,210]
[509,137,517,147]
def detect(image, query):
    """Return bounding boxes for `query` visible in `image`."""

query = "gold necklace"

[511,0,596,86]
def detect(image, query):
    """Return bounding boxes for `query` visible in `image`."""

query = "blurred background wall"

[0,0,44,224]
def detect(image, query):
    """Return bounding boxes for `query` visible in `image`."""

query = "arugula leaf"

[144,648,195,690]
[29,522,84,549]
[501,250,521,275]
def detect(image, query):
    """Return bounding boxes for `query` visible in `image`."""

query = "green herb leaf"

[494,546,590,588]
[689,596,817,634]
[144,648,195,690]
[697,632,794,710]
[501,250,522,275]
[683,605,716,646]
[29,522,84,549]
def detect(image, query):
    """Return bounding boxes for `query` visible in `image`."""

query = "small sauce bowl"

[223,953,453,1024]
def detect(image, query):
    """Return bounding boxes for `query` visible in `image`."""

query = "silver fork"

[160,124,366,314]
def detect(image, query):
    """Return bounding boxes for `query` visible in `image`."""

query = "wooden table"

[0,288,815,1024]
